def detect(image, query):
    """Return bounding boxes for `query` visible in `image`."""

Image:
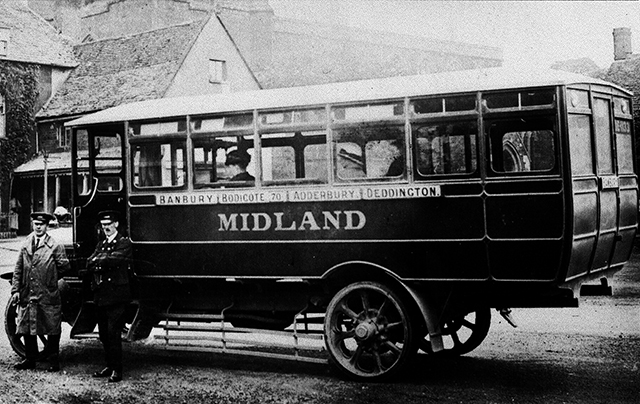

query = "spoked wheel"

[324,281,416,381]
[4,299,49,360]
[420,307,491,357]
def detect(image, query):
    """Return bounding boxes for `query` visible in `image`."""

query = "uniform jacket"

[86,233,133,306]
[11,232,70,335]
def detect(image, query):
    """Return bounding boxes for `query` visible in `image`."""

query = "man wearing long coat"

[11,212,70,371]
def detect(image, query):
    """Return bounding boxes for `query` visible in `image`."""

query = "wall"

[80,0,211,41]
[164,14,260,97]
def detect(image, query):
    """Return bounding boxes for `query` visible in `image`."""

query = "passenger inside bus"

[337,145,365,179]
[384,139,405,177]
[225,149,255,181]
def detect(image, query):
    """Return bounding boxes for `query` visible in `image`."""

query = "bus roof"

[66,67,629,127]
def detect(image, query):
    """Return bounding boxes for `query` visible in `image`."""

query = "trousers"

[23,334,60,361]
[96,303,127,373]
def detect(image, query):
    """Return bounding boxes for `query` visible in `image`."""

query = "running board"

[154,308,327,365]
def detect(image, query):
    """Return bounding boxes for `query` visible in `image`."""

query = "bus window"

[333,102,403,122]
[94,134,123,192]
[593,98,613,175]
[414,121,477,176]
[193,136,254,186]
[488,118,556,174]
[130,120,187,135]
[260,131,327,183]
[132,141,186,188]
[412,95,476,114]
[333,125,405,181]
[262,141,295,181]
[191,114,253,132]
[568,115,594,176]
[75,129,93,195]
[259,108,326,126]
[615,118,634,174]
[336,142,365,179]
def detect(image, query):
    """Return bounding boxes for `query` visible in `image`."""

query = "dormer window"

[0,27,9,57]
[209,59,227,83]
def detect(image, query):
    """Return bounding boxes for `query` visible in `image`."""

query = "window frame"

[484,111,560,177]
[208,59,227,84]
[411,117,479,180]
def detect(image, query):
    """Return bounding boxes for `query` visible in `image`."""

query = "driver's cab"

[71,124,127,263]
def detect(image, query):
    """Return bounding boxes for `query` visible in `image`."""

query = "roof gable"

[37,19,206,118]
[0,2,76,67]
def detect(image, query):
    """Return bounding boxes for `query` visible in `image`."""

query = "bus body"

[9,67,637,381]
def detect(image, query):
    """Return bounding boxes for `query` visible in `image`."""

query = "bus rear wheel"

[324,281,416,381]
[4,299,49,360]
[420,307,491,357]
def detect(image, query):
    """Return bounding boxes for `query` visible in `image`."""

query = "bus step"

[71,332,99,339]
[162,313,225,322]
[157,344,328,365]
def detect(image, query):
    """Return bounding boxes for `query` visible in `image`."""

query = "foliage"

[0,61,38,187]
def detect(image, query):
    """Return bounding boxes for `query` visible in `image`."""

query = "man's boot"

[47,335,61,372]
[13,335,37,370]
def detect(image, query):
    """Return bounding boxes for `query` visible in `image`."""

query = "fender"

[322,260,445,352]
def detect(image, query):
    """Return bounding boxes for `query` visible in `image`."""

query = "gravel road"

[0,233,638,404]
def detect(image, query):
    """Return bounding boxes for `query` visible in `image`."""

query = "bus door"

[566,88,637,280]
[71,124,127,259]
[482,89,564,281]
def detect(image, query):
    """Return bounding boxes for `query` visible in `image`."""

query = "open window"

[413,120,477,177]
[132,141,186,188]
[193,135,255,187]
[333,124,405,182]
[260,130,327,185]
[487,116,556,174]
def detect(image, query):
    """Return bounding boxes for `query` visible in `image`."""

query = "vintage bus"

[5,67,638,381]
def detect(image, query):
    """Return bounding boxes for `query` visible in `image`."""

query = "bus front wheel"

[4,299,49,360]
[324,281,417,381]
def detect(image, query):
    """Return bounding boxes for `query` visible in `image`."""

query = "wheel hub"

[354,320,378,341]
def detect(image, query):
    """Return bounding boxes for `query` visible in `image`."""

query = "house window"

[208,59,227,83]
[0,94,5,139]
[57,125,70,148]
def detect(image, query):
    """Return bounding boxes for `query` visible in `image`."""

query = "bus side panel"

[484,180,565,281]
[128,194,490,280]
[131,241,489,280]
[567,178,598,280]
[612,178,638,265]
[128,197,486,242]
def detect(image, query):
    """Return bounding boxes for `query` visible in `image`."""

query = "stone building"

[0,1,76,236]
[8,0,503,234]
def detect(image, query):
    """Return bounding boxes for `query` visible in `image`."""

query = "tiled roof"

[551,58,606,79]
[246,17,502,89]
[13,151,72,176]
[36,20,206,118]
[604,56,640,96]
[603,56,640,122]
[14,147,121,177]
[0,2,76,67]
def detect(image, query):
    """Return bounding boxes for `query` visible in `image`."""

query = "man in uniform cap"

[86,210,132,383]
[11,212,70,371]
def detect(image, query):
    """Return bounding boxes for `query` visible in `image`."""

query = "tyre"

[4,299,49,360]
[324,281,417,381]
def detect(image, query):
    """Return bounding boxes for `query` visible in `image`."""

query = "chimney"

[613,27,632,61]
